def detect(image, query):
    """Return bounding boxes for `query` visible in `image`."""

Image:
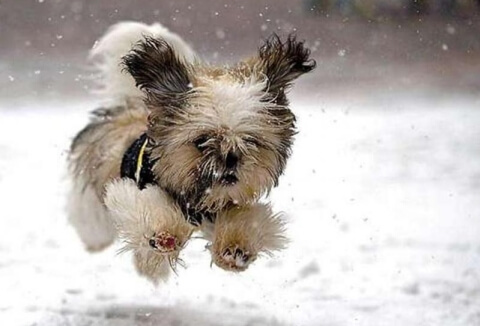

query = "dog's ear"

[255,34,316,104]
[122,36,191,107]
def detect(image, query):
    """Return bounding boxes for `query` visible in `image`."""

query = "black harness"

[120,133,212,226]
[120,133,156,189]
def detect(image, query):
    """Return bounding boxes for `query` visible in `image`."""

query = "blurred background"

[1,0,480,104]
[1,1,480,326]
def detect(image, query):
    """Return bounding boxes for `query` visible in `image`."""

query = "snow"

[1,90,480,326]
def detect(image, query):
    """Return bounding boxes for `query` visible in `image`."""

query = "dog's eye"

[193,135,209,150]
[243,137,260,147]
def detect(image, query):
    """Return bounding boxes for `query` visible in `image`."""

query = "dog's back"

[68,22,196,252]
[89,21,196,104]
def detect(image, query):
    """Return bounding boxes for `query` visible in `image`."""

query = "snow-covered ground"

[1,88,480,326]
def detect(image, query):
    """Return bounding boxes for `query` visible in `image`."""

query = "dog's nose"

[225,152,238,169]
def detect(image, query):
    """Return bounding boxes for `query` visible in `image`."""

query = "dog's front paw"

[213,245,257,272]
[205,203,287,272]
[104,179,196,283]
[148,231,180,253]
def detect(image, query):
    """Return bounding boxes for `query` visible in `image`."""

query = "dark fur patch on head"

[258,34,316,105]
[122,36,192,108]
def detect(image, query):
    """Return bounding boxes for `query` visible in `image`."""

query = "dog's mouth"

[220,173,238,186]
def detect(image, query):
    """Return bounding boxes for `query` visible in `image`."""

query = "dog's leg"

[104,179,196,283]
[68,180,117,252]
[204,203,288,272]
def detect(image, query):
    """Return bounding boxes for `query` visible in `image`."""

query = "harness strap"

[120,133,213,226]
[120,133,156,189]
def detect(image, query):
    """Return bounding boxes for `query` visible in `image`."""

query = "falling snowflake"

[446,25,456,35]
[215,28,225,40]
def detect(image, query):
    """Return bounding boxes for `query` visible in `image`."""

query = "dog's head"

[123,34,315,211]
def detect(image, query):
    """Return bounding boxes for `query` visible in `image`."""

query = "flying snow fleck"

[338,49,346,57]
[446,25,456,35]
[442,44,448,51]
[8,76,14,82]
[34,70,41,75]
[215,28,226,40]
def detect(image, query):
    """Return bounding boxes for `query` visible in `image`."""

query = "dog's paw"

[204,203,287,273]
[212,244,257,272]
[148,231,180,253]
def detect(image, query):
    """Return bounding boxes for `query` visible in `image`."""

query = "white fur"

[191,77,271,132]
[90,21,197,104]
[68,181,116,252]
[104,179,195,282]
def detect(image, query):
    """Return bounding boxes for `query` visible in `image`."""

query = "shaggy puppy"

[68,22,315,282]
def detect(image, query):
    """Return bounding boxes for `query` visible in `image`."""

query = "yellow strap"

[134,138,149,182]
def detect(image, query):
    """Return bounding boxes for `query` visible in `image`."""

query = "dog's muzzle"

[221,170,238,186]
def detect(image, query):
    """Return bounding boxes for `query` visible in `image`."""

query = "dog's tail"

[89,21,196,103]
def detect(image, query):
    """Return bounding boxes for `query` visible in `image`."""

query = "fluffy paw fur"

[104,178,196,282]
[204,203,288,272]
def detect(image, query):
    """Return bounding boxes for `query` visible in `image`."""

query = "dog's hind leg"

[67,105,149,252]
[104,179,196,283]
[204,203,288,272]
[68,179,117,252]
